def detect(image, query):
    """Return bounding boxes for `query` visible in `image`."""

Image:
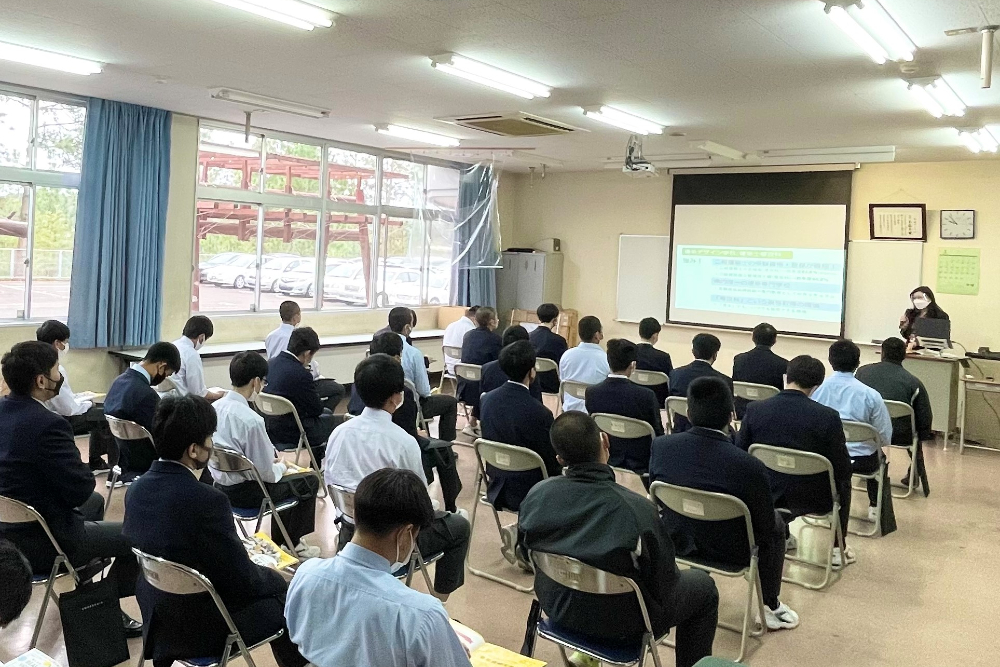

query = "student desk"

[902,353,964,448]
[107,329,446,390]
[958,377,1000,455]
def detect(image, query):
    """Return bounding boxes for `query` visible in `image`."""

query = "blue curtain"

[451,163,499,307]
[68,99,171,348]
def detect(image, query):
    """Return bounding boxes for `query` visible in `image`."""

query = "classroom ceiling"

[2,0,1000,171]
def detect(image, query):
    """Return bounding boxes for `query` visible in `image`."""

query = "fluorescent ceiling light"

[582,106,664,134]
[691,140,746,160]
[375,124,461,147]
[907,83,943,118]
[0,41,102,75]
[430,54,551,99]
[957,130,983,153]
[825,5,888,64]
[907,77,966,118]
[207,0,336,30]
[211,89,330,118]
[956,128,997,153]
[825,2,916,64]
[975,128,999,152]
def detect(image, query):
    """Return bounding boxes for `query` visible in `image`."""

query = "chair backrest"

[255,392,305,433]
[403,378,420,401]
[474,439,549,476]
[152,375,177,394]
[592,413,656,440]
[842,419,879,444]
[732,381,780,402]
[454,363,482,381]
[559,380,590,401]
[631,370,669,389]
[748,444,838,502]
[327,483,356,520]
[1,495,77,579]
[648,482,756,551]
[105,415,154,442]
[883,399,917,445]
[534,357,558,374]
[665,396,688,418]
[443,345,463,360]
[209,447,255,475]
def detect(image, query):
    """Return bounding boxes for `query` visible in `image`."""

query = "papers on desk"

[450,620,546,666]
[281,462,313,477]
[244,532,298,571]
[1,649,58,667]
[74,391,100,402]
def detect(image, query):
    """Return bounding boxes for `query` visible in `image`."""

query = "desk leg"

[959,382,967,455]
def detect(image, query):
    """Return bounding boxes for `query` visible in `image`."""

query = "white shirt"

[558,342,610,413]
[45,363,92,417]
[169,336,207,397]
[442,316,475,374]
[400,335,432,398]
[265,322,321,380]
[211,391,285,485]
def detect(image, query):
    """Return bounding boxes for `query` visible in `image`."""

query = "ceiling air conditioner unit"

[439,112,581,137]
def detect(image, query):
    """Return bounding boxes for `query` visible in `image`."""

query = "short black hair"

[465,305,480,317]
[152,395,217,461]
[230,351,268,387]
[829,339,861,373]
[638,317,661,340]
[501,325,529,347]
[279,301,301,323]
[752,323,778,347]
[550,412,601,465]
[686,376,733,430]
[499,340,536,382]
[785,355,825,389]
[1,341,58,395]
[881,337,907,363]
[536,303,559,324]
[0,540,31,628]
[182,315,214,340]
[355,353,405,408]
[35,319,70,345]
[606,338,637,373]
[370,331,404,357]
[143,341,182,372]
[475,307,496,328]
[288,327,320,356]
[692,333,721,360]
[388,307,412,333]
[578,316,602,343]
[354,468,434,536]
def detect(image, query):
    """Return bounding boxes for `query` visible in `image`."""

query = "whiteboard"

[616,235,670,323]
[844,240,923,343]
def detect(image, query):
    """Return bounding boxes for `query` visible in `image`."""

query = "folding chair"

[664,397,688,435]
[133,548,284,667]
[209,448,299,551]
[558,380,591,413]
[326,483,442,590]
[748,445,845,591]
[732,381,781,403]
[105,415,154,511]
[648,482,766,663]
[0,495,110,648]
[439,345,463,393]
[884,398,921,499]
[467,439,549,593]
[254,393,327,499]
[453,363,482,425]
[528,551,668,667]
[591,413,655,486]
[844,420,885,537]
[630,370,669,393]
[404,379,430,433]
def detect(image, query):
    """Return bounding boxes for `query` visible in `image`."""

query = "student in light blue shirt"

[558,315,611,413]
[286,468,471,667]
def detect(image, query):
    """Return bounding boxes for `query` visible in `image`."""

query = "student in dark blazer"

[457,307,502,425]
[476,325,543,419]
[584,338,664,475]
[123,395,305,667]
[668,333,733,433]
[264,327,336,457]
[635,317,674,407]
[649,377,799,631]
[528,303,568,394]
[0,342,142,635]
[732,323,789,419]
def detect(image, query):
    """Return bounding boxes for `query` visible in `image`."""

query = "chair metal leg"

[891,446,917,499]
[296,433,327,499]
[849,465,884,537]
[218,635,236,667]
[104,465,121,514]
[782,508,843,591]
[647,632,664,667]
[30,558,62,648]
[236,520,250,539]
[465,472,533,593]
[268,500,296,553]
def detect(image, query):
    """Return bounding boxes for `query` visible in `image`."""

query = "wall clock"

[940,209,975,239]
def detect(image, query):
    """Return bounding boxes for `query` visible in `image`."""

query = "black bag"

[520,598,542,656]
[57,576,130,667]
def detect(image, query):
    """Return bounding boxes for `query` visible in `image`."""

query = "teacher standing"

[899,286,949,344]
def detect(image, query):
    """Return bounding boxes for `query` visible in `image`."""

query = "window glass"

[0,182,29,318]
[377,216,425,307]
[0,93,32,168]
[194,201,259,312]
[265,139,321,198]
[322,210,374,309]
[198,126,263,191]
[35,101,86,172]
[381,158,425,207]
[30,187,77,318]
[425,165,460,212]
[327,149,377,205]
[260,207,318,311]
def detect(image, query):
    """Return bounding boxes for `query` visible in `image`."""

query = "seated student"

[635,317,674,408]
[347,333,463,513]
[811,340,893,522]
[457,306,502,435]
[669,333,733,433]
[287,468,471,667]
[104,342,182,482]
[528,303,568,394]
[170,316,226,402]
[264,327,337,457]
[36,319,113,474]
[517,412,719,667]
[386,307,459,442]
[650,377,799,631]
[123,395,305,667]
[558,315,611,413]
[211,352,320,558]
[0,342,142,637]
[325,354,470,600]
[732,323,788,419]
[0,540,32,629]
[264,301,345,413]
[856,337,933,491]
[736,355,854,565]
[443,305,478,375]
[476,325,543,416]
[585,338,664,476]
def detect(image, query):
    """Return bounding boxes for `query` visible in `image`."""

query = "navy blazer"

[480,382,558,511]
[584,376,664,474]
[123,461,287,660]
[668,361,733,433]
[736,390,851,515]
[104,367,159,431]
[473,359,542,419]
[732,346,788,418]
[635,343,673,407]
[264,351,324,445]
[457,327,503,409]
[649,427,774,567]
[0,395,95,573]
[529,326,568,394]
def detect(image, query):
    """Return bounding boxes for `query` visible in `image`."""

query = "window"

[0,89,86,321]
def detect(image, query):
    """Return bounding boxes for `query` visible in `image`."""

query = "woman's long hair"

[902,285,949,337]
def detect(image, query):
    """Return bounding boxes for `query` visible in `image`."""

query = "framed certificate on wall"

[869,204,927,240]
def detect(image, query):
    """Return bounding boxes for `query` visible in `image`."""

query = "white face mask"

[249,379,261,404]
[393,391,405,411]
[58,342,69,359]
[390,527,414,572]
[194,337,205,351]
[912,296,931,310]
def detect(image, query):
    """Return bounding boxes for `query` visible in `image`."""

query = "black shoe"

[89,459,111,475]
[122,611,143,638]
